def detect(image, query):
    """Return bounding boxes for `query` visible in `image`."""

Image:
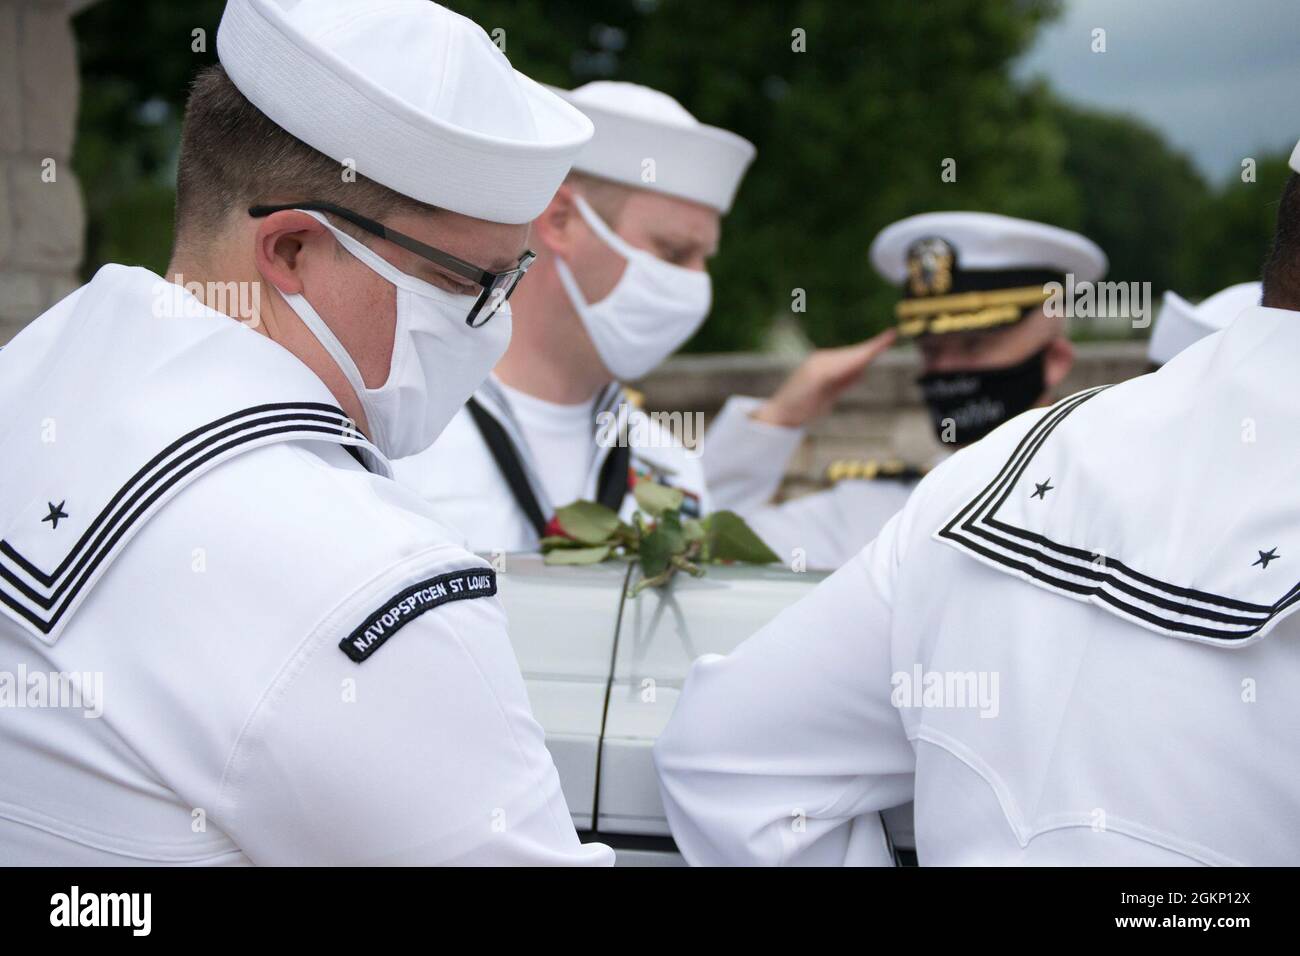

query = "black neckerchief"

[466,396,630,539]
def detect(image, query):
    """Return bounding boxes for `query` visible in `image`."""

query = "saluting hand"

[750,327,897,428]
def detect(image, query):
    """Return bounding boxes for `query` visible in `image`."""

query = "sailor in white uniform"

[702,331,900,519]
[1148,280,1262,368]
[0,0,612,866]
[654,152,1300,866]
[732,212,1108,571]
[394,81,779,552]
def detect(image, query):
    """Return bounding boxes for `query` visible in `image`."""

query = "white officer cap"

[217,0,594,224]
[1290,137,1300,173]
[870,211,1107,338]
[1147,281,1261,366]
[552,81,756,214]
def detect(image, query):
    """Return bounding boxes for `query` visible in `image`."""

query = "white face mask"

[554,194,712,381]
[280,211,512,460]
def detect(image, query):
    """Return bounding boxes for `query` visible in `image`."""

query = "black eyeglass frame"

[248,200,535,327]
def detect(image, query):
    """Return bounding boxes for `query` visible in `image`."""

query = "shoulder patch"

[341,567,498,663]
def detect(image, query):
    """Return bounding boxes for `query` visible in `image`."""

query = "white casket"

[498,553,914,865]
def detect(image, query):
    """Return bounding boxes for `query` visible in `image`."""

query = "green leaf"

[612,521,640,549]
[633,480,684,517]
[640,507,693,577]
[539,535,583,550]
[683,518,707,544]
[656,509,687,554]
[543,545,612,566]
[554,501,622,545]
[704,510,780,565]
[639,528,673,578]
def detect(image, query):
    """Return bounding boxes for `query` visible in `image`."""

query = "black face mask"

[916,347,1047,446]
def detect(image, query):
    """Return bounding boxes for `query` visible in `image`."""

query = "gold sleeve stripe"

[894,284,1051,319]
[827,459,883,482]
[897,304,1026,338]
[825,459,921,483]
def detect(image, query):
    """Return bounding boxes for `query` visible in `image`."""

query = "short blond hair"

[564,171,635,226]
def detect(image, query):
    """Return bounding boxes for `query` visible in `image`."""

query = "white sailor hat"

[1290,137,1300,174]
[552,81,756,214]
[870,211,1107,338]
[216,0,594,224]
[1147,281,1261,366]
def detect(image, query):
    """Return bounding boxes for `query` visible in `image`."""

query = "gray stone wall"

[0,0,86,345]
[636,342,1149,499]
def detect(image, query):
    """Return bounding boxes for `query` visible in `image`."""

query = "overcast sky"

[1016,0,1300,182]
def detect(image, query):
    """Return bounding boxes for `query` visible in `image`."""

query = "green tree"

[72,0,225,276]
[72,0,1107,351]
[1180,154,1292,297]
[455,0,1072,349]
[1052,101,1208,300]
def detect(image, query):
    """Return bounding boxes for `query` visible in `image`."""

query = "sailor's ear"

[252,210,332,296]
[1043,334,1075,391]
[532,184,580,257]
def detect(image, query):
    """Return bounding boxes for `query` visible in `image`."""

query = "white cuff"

[703,396,804,514]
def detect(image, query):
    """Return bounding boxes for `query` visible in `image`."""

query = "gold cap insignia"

[905,237,955,298]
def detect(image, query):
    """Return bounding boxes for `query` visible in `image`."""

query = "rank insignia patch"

[341,567,497,663]
[1253,548,1280,570]
[41,500,68,530]
[905,236,955,298]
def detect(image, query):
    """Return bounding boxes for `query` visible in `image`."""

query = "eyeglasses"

[248,200,535,327]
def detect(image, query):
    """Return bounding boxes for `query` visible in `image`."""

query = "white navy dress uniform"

[0,0,613,865]
[396,376,713,552]
[724,212,1107,572]
[1148,281,1261,366]
[395,81,760,553]
[656,294,1300,864]
[735,458,930,573]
